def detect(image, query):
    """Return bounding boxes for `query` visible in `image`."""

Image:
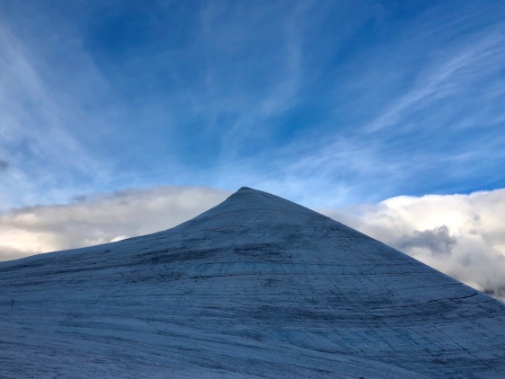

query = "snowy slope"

[1,187,504,378]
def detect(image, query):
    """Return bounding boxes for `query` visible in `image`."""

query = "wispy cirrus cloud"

[365,33,505,132]
[0,19,112,210]
[230,14,505,206]
[189,1,311,164]
[1,0,505,216]
[365,30,505,133]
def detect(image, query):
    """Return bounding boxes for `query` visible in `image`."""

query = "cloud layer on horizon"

[322,189,505,301]
[0,186,230,260]
[1,185,504,301]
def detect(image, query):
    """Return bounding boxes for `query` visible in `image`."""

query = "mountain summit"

[1,187,504,378]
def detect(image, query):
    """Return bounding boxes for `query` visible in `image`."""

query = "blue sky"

[1,0,505,211]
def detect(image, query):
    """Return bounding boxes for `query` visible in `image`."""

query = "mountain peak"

[1,188,505,378]
[188,186,328,227]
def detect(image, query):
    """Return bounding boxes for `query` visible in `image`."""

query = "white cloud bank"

[321,188,505,301]
[0,186,230,261]
[1,185,504,301]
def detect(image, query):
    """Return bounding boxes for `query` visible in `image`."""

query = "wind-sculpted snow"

[1,187,504,378]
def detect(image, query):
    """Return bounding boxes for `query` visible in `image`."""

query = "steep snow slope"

[1,187,504,378]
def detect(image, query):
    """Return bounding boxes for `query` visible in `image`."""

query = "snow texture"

[1,187,504,378]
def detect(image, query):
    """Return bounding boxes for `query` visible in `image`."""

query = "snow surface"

[1,187,505,378]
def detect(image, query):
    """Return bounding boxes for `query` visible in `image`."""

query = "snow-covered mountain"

[1,187,504,378]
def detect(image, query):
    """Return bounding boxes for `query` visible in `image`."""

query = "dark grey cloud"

[0,160,8,171]
[393,226,457,257]
[483,286,505,302]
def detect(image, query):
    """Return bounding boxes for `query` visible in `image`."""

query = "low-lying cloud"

[0,186,230,260]
[321,188,505,302]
